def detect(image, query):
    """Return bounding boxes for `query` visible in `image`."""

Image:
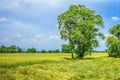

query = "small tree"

[26,47,36,53]
[40,50,46,53]
[9,45,17,53]
[47,50,53,53]
[16,47,23,53]
[0,45,8,53]
[53,49,60,53]
[106,24,120,57]
[58,5,105,58]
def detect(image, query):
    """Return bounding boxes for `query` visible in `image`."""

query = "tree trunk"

[78,53,84,59]
[71,53,74,59]
[77,49,85,59]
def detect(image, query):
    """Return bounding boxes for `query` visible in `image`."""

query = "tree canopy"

[106,24,120,57]
[58,5,105,58]
[109,24,120,40]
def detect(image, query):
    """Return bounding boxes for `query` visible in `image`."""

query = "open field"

[0,53,120,80]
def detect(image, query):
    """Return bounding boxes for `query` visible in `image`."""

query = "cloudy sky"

[0,0,120,51]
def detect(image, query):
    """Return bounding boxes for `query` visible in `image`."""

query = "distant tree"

[26,48,31,53]
[0,45,25,53]
[40,50,46,53]
[26,47,36,53]
[0,45,8,53]
[0,45,23,53]
[58,5,105,58]
[47,50,53,53]
[54,49,60,53]
[0,46,1,53]
[16,47,23,53]
[106,24,120,57]
[8,45,17,53]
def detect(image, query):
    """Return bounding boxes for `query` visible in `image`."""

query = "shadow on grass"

[114,77,120,80]
[83,57,96,60]
[64,57,73,60]
[0,60,62,69]
[64,57,96,60]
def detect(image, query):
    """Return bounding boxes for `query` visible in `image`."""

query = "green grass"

[0,53,120,80]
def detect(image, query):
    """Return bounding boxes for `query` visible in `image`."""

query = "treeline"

[0,45,105,53]
[0,45,60,53]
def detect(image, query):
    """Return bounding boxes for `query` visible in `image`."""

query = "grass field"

[0,53,120,80]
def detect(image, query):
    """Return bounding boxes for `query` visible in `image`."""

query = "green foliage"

[0,45,8,53]
[0,53,120,80]
[58,5,104,58]
[52,49,60,53]
[106,24,120,57]
[26,47,36,53]
[47,50,53,53]
[9,45,17,53]
[17,47,23,53]
[62,44,71,53]
[0,45,61,53]
[40,49,60,53]
[109,24,120,39]
[0,45,23,53]
[106,36,120,57]
[40,50,46,53]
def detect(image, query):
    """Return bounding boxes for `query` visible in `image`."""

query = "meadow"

[0,53,120,80]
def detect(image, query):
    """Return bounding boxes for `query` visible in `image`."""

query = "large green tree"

[57,5,105,58]
[106,24,120,57]
[109,24,120,40]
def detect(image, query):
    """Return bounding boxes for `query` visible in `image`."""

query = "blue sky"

[0,0,120,51]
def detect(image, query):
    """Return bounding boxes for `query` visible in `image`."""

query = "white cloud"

[34,34,43,39]
[111,16,119,21]
[15,33,23,37]
[0,38,10,42]
[31,34,44,41]
[0,17,8,22]
[0,19,41,43]
[0,0,62,11]
[0,0,63,18]
[7,20,40,34]
[21,34,61,44]
[19,34,63,50]
[0,0,22,10]
[16,34,22,37]
[25,0,61,7]
[49,35,60,40]
[21,34,44,43]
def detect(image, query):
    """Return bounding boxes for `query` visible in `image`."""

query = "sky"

[0,0,120,51]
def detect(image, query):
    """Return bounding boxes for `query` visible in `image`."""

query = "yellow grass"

[0,53,120,80]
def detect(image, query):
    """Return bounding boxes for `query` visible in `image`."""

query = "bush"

[106,36,120,57]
